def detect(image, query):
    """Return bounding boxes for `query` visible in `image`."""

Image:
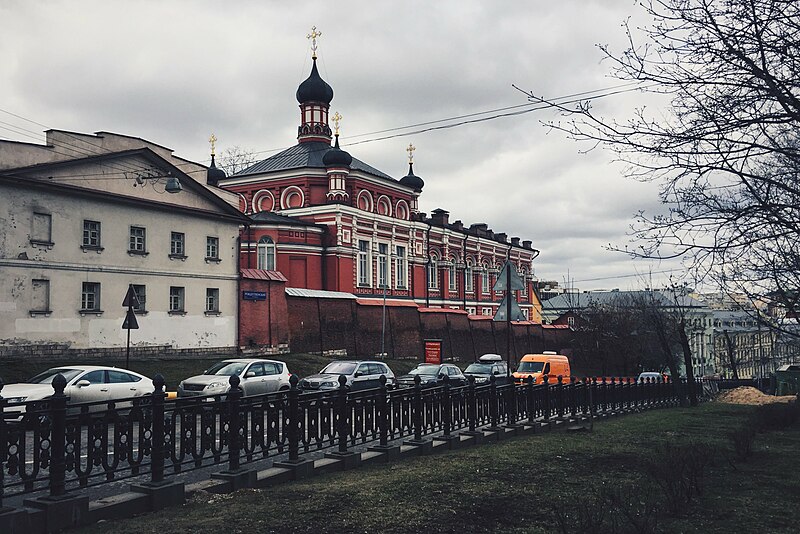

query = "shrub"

[645,442,714,516]
[729,426,755,462]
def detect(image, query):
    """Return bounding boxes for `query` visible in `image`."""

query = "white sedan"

[3,366,154,417]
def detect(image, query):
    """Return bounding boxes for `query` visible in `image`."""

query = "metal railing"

[0,374,685,505]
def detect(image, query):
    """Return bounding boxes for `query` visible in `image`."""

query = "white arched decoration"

[376,195,392,217]
[465,257,475,293]
[251,189,276,213]
[395,199,410,220]
[280,186,305,209]
[237,193,249,214]
[447,255,458,292]
[427,249,441,289]
[256,236,276,270]
[481,262,490,293]
[356,190,374,212]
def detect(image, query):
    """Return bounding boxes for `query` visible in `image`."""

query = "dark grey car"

[397,363,467,388]
[299,360,396,391]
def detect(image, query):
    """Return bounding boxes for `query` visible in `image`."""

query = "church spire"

[296,26,333,143]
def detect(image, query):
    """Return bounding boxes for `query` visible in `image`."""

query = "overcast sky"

[0,0,686,291]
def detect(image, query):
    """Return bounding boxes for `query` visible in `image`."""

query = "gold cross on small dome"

[331,111,342,136]
[307,26,322,59]
[406,143,416,163]
[209,133,218,156]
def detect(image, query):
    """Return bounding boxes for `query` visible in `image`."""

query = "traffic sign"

[122,285,140,308]
[122,308,139,330]
[493,261,524,292]
[493,295,526,322]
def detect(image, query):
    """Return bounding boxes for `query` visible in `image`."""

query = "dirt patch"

[716,386,796,405]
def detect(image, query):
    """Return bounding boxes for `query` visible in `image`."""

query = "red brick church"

[212,37,542,325]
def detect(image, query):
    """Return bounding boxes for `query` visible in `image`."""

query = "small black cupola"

[206,134,227,186]
[323,113,352,167]
[399,143,424,192]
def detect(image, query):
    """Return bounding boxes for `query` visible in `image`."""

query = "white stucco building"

[0,131,247,358]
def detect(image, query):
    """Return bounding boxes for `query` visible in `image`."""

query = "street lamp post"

[381,281,388,358]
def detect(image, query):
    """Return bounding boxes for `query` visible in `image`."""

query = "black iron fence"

[1,374,687,505]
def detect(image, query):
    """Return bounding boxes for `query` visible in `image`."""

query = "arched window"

[465,260,474,293]
[481,263,490,294]
[427,255,438,289]
[257,236,275,270]
[448,259,458,292]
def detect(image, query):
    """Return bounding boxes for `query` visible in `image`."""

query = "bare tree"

[524,0,800,326]
[218,146,260,176]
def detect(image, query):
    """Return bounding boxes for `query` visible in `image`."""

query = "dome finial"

[307,25,322,60]
[209,133,218,156]
[331,111,342,136]
[406,143,416,164]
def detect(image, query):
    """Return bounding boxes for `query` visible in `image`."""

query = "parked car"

[2,366,154,419]
[637,371,665,384]
[177,359,291,398]
[299,360,396,391]
[397,363,467,388]
[463,354,510,385]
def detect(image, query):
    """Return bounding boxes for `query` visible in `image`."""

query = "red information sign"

[424,339,442,364]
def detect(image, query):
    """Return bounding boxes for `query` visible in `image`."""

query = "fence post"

[226,375,243,472]
[526,376,535,423]
[609,377,617,412]
[556,375,565,419]
[287,375,300,462]
[337,374,349,453]
[0,377,6,511]
[378,375,389,447]
[150,374,166,484]
[542,375,550,421]
[49,373,68,498]
[507,377,518,426]
[489,375,500,429]
[467,376,477,432]
[569,376,577,417]
[442,375,452,438]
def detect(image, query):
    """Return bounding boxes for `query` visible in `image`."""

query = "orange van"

[513,352,571,385]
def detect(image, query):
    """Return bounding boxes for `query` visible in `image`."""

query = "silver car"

[299,360,396,391]
[177,359,291,398]
[2,366,154,419]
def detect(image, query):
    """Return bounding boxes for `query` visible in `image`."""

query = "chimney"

[511,237,520,246]
[495,232,507,243]
[452,219,464,231]
[431,208,449,225]
[522,240,532,249]
[417,212,427,221]
[469,223,488,236]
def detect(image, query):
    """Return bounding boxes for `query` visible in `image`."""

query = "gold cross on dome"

[331,111,342,136]
[406,143,416,163]
[307,26,322,59]
[209,133,218,156]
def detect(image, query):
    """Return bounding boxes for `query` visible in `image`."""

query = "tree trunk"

[723,329,740,380]
[679,319,698,407]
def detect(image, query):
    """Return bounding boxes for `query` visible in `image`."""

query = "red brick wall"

[239,278,289,348]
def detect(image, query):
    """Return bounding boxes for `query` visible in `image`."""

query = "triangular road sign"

[122,284,140,308]
[122,308,139,330]
[493,296,526,322]
[493,261,525,292]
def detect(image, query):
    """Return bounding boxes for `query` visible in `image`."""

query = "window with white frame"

[482,307,493,316]
[520,269,528,295]
[31,279,50,315]
[257,236,276,270]
[567,316,575,327]
[358,240,370,286]
[395,245,407,288]
[31,212,52,244]
[378,243,388,288]
[427,255,438,289]
[465,261,474,292]
[206,288,220,313]
[481,264,490,294]
[81,282,101,311]
[129,226,146,253]
[466,306,476,315]
[206,236,219,260]
[169,286,185,313]
[170,232,186,257]
[82,220,101,249]
[448,262,457,292]
[132,284,146,313]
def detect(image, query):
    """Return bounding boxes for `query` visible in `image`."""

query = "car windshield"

[321,362,357,375]
[465,363,493,374]
[517,361,545,373]
[204,362,247,376]
[28,368,84,384]
[409,366,439,375]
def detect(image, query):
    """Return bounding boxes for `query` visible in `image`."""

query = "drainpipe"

[236,234,242,354]
[425,221,432,308]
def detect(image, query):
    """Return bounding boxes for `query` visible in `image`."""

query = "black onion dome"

[322,135,352,167]
[296,58,334,104]
[399,162,424,191]
[207,154,227,186]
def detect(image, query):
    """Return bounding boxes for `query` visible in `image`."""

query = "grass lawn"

[0,353,421,391]
[74,402,800,533]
